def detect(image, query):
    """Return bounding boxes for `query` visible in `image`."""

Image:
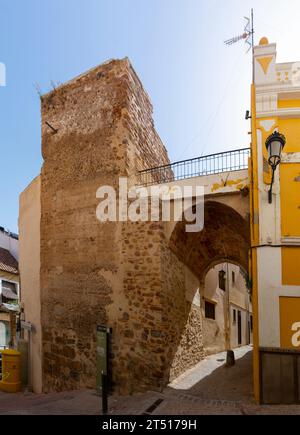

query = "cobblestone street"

[1,346,300,415]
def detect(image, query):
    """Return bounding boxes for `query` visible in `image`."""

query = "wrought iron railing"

[138,148,251,187]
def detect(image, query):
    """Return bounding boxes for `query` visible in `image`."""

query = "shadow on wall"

[162,200,250,387]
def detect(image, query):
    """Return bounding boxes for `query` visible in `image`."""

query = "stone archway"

[169,200,249,280]
[162,200,250,384]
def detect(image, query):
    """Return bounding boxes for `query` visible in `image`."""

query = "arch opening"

[203,262,253,357]
[163,200,251,385]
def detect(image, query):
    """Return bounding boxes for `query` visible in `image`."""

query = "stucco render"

[19,176,42,393]
[203,263,252,355]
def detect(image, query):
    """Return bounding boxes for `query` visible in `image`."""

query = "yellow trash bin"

[0,349,22,393]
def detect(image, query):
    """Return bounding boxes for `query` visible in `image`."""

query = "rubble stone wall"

[40,58,205,393]
[39,58,248,394]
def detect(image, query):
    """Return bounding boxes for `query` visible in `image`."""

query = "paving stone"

[1,347,300,415]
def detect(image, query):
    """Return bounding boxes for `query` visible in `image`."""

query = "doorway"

[238,311,242,346]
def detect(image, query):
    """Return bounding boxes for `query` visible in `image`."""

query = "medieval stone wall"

[40,58,177,393]
[110,219,205,394]
[41,60,126,391]
[112,220,167,394]
[39,57,244,395]
[161,243,204,382]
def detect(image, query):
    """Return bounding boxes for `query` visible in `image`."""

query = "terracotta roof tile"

[0,248,18,275]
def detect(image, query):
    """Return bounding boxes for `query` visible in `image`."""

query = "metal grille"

[138,148,251,187]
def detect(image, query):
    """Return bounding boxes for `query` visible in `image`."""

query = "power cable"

[176,50,247,161]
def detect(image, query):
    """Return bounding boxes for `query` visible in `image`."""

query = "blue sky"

[0,0,300,232]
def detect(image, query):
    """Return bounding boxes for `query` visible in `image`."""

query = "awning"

[2,287,18,300]
[1,303,19,313]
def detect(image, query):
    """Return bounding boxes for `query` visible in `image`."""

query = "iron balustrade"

[138,148,251,187]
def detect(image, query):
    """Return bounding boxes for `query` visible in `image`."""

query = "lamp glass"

[267,139,284,167]
[265,131,286,204]
[269,140,283,158]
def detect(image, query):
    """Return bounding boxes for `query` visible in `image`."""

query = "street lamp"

[265,131,286,204]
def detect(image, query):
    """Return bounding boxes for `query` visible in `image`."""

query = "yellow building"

[251,38,300,404]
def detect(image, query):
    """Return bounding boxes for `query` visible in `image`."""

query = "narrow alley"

[1,346,300,415]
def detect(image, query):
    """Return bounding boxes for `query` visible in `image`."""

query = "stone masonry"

[37,58,250,394]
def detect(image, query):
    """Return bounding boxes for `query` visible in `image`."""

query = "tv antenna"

[224,9,255,82]
[224,13,254,52]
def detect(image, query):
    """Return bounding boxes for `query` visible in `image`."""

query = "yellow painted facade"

[280,297,300,349]
[279,118,300,153]
[278,99,300,109]
[251,37,300,404]
[257,56,273,75]
[211,178,247,193]
[280,164,300,238]
[282,248,300,286]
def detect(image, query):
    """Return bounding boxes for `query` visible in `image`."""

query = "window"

[233,309,237,323]
[232,271,236,285]
[0,321,10,348]
[205,301,216,320]
[219,270,226,291]
[250,315,253,332]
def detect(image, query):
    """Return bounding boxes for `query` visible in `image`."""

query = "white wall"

[203,263,252,354]
[230,305,252,349]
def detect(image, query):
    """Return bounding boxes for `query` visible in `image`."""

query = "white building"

[0,227,19,349]
[203,263,253,355]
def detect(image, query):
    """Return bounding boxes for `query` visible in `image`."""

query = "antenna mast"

[224,10,255,81]
[251,8,255,84]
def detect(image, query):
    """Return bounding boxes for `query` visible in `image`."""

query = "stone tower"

[20,58,209,395]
